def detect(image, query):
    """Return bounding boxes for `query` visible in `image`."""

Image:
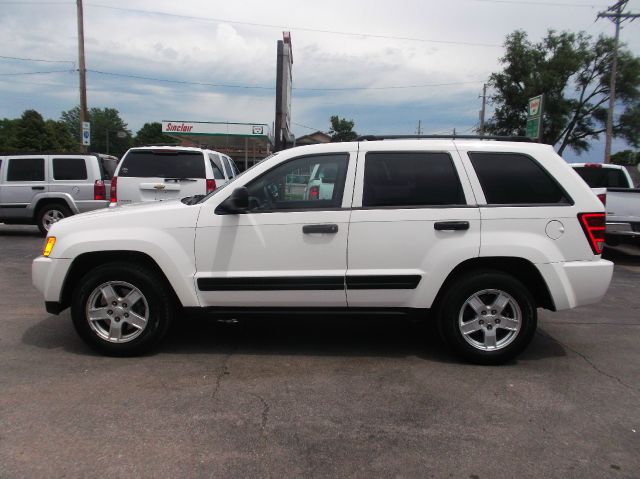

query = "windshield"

[119,150,205,178]
[195,152,279,204]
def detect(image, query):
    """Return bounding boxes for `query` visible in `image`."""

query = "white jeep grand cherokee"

[33,137,613,364]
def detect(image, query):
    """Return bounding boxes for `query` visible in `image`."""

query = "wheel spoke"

[126,311,147,330]
[498,316,519,331]
[123,289,143,307]
[87,307,110,322]
[491,292,510,315]
[100,284,118,304]
[484,328,497,349]
[460,318,482,335]
[108,320,123,340]
[466,294,487,315]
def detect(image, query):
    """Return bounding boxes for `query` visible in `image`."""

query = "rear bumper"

[537,259,613,311]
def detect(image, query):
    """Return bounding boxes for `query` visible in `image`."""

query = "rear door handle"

[303,224,339,234]
[434,221,470,231]
[31,186,45,190]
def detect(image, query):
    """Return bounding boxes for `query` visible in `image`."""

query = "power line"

[0,69,75,76]
[468,0,608,7]
[87,68,485,91]
[85,3,502,48]
[293,122,325,132]
[0,54,74,64]
[87,69,275,90]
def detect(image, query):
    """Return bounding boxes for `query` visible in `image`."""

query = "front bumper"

[537,259,614,311]
[32,256,73,314]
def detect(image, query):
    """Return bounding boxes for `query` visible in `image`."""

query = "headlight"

[43,237,56,257]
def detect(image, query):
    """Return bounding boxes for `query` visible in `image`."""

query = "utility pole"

[479,83,487,136]
[415,120,423,135]
[76,0,88,153]
[597,0,639,163]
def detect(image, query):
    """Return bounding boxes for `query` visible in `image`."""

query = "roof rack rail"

[0,151,90,156]
[356,135,533,142]
[136,143,185,148]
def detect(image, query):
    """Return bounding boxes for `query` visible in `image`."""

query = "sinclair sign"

[526,94,544,140]
[162,121,269,137]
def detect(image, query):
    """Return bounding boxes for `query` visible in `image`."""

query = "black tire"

[36,203,72,236]
[437,271,537,365]
[71,262,174,356]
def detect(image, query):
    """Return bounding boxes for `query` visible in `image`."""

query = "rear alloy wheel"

[36,204,71,235]
[437,272,537,364]
[71,262,174,356]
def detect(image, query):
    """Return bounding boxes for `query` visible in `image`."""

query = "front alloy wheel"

[71,262,173,356]
[86,281,149,343]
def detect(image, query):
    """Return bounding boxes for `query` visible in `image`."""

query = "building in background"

[161,120,272,171]
[296,131,331,146]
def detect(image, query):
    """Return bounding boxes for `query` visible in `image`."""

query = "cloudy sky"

[1,0,638,161]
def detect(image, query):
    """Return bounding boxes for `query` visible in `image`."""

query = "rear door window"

[53,157,88,180]
[7,158,45,181]
[572,166,630,188]
[118,150,206,178]
[363,152,465,207]
[469,152,571,205]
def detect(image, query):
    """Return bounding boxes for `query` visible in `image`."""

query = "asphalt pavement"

[1,225,639,478]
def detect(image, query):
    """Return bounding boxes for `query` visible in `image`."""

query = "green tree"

[329,115,358,142]
[13,110,53,151]
[487,30,640,155]
[0,118,19,151]
[610,149,639,166]
[61,106,132,156]
[134,122,179,146]
[45,120,76,151]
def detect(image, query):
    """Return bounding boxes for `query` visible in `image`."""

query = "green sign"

[526,118,540,139]
[526,94,544,140]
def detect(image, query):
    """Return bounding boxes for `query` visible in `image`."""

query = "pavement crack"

[211,349,235,401]
[250,393,270,431]
[537,330,640,395]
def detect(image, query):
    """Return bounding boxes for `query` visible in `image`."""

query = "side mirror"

[217,187,249,214]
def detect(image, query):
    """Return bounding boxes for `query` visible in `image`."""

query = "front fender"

[53,226,200,307]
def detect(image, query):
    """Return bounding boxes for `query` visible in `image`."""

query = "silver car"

[0,153,112,234]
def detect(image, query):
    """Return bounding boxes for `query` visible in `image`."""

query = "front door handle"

[31,186,45,190]
[434,221,470,231]
[303,224,339,234]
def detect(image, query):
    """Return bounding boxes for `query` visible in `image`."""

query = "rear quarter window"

[119,150,206,178]
[468,152,571,205]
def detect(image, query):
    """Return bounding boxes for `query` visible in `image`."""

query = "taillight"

[597,193,606,205]
[578,212,606,255]
[206,179,216,193]
[110,176,118,203]
[309,185,320,200]
[94,180,106,200]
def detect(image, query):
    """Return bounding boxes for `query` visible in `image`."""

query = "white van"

[111,146,238,205]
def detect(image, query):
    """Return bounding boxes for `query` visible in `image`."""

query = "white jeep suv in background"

[111,146,238,206]
[33,137,613,364]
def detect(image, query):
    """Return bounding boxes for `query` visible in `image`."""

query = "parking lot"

[1,224,639,478]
